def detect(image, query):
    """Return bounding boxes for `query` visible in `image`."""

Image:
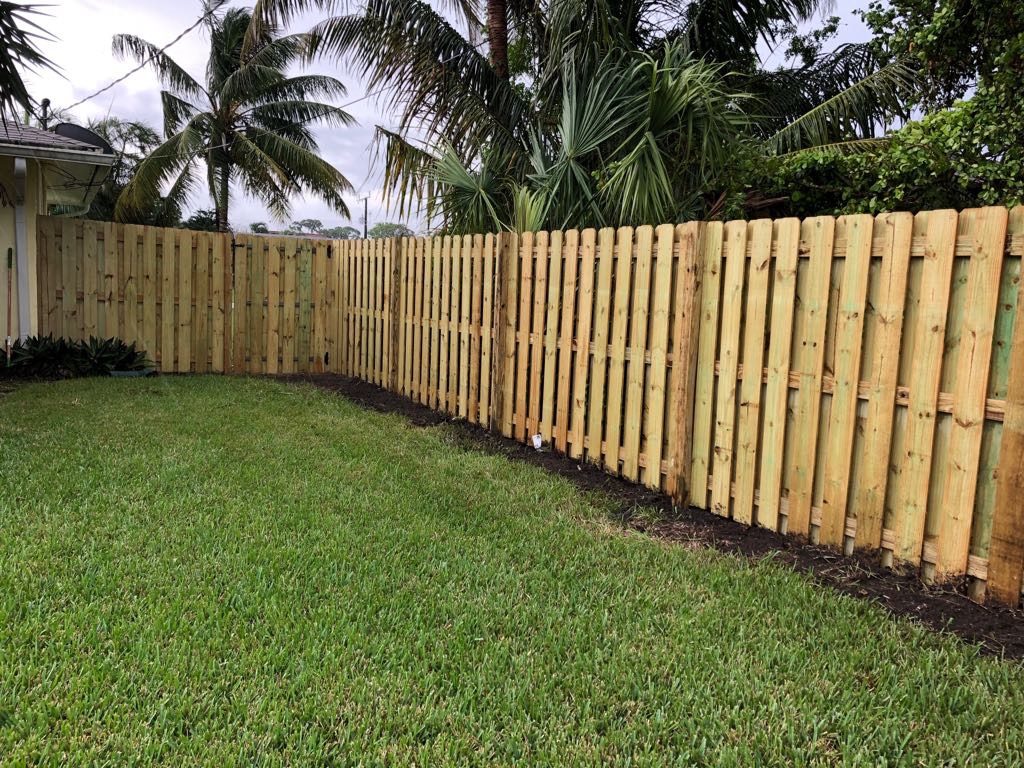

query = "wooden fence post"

[230,235,248,374]
[668,222,705,508]
[489,231,515,433]
[388,237,403,391]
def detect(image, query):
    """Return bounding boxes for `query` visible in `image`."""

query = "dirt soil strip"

[281,373,1024,661]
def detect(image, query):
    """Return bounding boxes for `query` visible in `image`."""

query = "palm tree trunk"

[487,0,509,80]
[217,164,230,232]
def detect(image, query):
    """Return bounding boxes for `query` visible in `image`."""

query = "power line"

[63,2,223,112]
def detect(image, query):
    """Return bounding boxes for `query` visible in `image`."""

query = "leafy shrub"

[0,336,152,379]
[743,84,1024,219]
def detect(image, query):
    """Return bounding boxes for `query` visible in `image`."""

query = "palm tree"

[114,3,356,231]
[0,2,57,124]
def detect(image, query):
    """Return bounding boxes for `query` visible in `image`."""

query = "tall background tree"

[114,2,356,231]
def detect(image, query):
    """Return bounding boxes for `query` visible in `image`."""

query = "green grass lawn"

[2,377,1023,766]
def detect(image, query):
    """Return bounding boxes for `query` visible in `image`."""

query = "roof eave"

[0,143,115,166]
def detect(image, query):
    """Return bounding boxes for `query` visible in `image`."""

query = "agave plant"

[2,335,153,379]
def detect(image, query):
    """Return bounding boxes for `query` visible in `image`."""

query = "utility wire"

[63,2,224,112]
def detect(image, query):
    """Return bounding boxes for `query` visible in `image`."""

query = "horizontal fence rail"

[36,208,1024,606]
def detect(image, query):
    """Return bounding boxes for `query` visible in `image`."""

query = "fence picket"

[853,213,913,548]
[555,229,580,453]
[891,211,958,563]
[734,220,772,524]
[540,231,562,442]
[819,215,873,545]
[711,221,747,516]
[586,228,616,463]
[786,217,835,535]
[643,224,675,491]
[690,223,724,507]
[529,231,549,439]
[571,229,598,460]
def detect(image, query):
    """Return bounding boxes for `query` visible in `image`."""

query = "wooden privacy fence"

[35,209,1024,606]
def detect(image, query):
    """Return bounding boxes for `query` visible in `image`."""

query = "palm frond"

[160,91,202,136]
[116,115,210,221]
[241,129,354,218]
[430,144,508,233]
[306,0,531,162]
[767,57,919,154]
[112,33,207,101]
[774,136,893,158]
[373,127,439,222]
[0,2,57,122]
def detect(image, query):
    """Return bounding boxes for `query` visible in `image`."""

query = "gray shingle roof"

[0,121,107,153]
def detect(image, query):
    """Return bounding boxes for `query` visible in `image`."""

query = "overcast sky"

[22,0,871,234]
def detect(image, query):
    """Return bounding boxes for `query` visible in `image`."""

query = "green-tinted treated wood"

[987,205,1024,605]
[936,208,1009,577]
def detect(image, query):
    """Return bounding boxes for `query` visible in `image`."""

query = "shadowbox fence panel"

[35,209,1024,606]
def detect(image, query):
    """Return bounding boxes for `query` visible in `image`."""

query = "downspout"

[13,158,30,341]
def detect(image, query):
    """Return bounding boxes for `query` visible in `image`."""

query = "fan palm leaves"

[114,3,355,230]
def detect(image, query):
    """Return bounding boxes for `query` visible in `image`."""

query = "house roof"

[0,121,114,167]
[0,121,108,154]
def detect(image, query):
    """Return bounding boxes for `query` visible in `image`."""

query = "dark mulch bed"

[282,373,1024,660]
